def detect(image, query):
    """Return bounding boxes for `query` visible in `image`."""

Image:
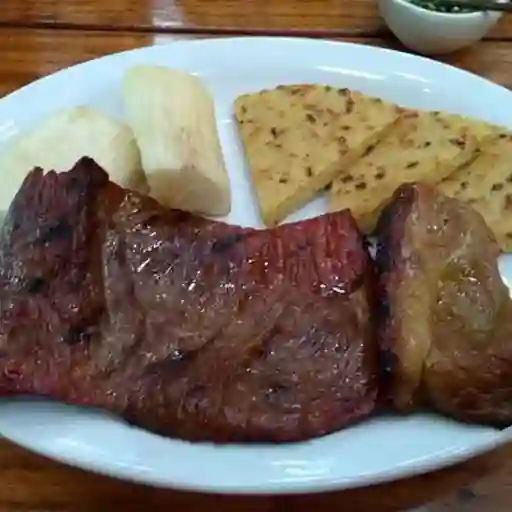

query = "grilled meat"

[375,183,512,426]
[0,157,379,443]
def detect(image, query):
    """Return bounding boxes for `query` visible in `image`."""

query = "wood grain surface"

[0,1,511,509]
[0,0,511,39]
[0,438,510,512]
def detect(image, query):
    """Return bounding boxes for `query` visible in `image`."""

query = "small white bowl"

[378,0,502,55]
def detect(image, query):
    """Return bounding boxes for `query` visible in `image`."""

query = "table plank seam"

[0,20,511,42]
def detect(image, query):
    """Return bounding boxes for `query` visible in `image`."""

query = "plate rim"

[2,428,509,495]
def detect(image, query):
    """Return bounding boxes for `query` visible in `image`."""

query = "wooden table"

[0,1,511,510]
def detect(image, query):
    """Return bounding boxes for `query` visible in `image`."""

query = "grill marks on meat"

[0,157,379,442]
[375,183,512,427]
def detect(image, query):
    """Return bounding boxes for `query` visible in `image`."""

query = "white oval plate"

[0,37,510,495]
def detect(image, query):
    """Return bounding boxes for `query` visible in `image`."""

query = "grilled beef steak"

[375,183,512,426]
[0,157,379,442]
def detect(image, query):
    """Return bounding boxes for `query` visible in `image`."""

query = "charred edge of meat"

[373,184,418,399]
[0,172,39,241]
[2,157,109,244]
[30,218,73,246]
[0,214,17,237]
[26,277,46,295]
[68,157,111,189]
[211,232,246,254]
[373,184,417,275]
[373,183,418,291]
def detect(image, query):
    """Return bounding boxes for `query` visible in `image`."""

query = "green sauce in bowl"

[408,0,477,12]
